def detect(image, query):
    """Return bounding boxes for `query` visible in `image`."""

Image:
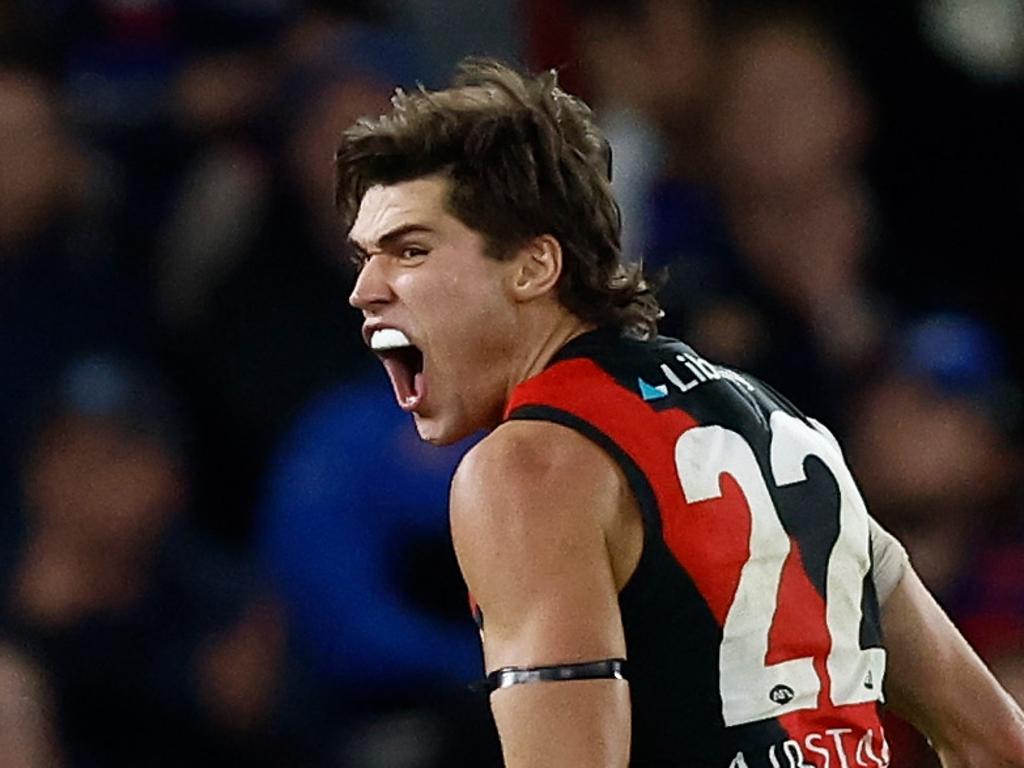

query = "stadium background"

[1,0,1021,765]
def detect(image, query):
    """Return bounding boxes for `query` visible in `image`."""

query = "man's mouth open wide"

[370,328,426,412]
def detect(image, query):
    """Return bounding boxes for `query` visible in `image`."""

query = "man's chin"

[412,412,470,447]
[412,414,452,446]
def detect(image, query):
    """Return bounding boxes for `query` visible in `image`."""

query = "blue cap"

[901,312,1003,396]
[55,353,187,454]
[900,312,1020,430]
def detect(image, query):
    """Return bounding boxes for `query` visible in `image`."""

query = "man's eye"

[400,246,428,259]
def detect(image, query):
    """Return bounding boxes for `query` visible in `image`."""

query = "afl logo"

[769,684,795,705]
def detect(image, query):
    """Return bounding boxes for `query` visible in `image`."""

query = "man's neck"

[506,315,597,400]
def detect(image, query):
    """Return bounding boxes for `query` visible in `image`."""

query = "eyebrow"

[348,224,437,256]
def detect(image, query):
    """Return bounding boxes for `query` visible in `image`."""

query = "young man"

[337,59,1024,767]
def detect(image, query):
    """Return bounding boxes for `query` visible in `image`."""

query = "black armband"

[474,658,627,695]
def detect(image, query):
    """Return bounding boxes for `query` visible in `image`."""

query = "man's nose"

[349,255,391,311]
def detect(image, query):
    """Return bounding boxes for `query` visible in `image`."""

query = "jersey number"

[674,411,885,726]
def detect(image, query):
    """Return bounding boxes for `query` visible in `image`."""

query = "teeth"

[370,328,413,351]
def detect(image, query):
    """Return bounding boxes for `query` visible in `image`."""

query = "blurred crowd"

[1,0,1021,766]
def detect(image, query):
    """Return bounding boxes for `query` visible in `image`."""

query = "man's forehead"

[349,177,449,247]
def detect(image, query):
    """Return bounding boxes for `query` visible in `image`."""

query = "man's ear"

[510,234,562,302]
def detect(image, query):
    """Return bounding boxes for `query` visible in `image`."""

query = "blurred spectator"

[848,313,1021,596]
[574,0,718,262]
[838,2,1023,346]
[0,354,317,767]
[664,9,891,428]
[848,312,1024,765]
[0,65,142,503]
[572,7,891,428]
[0,641,64,767]
[258,370,501,766]
[576,1,889,433]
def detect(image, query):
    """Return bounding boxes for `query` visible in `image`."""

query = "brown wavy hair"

[335,58,661,339]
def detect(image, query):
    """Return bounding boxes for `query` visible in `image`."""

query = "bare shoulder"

[450,419,625,538]
[452,418,619,489]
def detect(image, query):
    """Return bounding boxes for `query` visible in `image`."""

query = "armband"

[476,658,627,695]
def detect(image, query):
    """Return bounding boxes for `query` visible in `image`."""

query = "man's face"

[348,176,520,444]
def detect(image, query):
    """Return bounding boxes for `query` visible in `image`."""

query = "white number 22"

[675,411,886,726]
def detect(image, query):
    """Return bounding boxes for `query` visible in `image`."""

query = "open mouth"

[370,328,426,412]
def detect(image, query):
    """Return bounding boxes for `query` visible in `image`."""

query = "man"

[337,59,1024,767]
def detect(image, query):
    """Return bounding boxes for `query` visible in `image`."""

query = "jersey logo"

[637,376,669,401]
[769,684,795,705]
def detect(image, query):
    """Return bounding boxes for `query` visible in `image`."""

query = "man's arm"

[450,420,635,768]
[882,566,1024,767]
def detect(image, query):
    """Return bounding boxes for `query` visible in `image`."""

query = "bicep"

[450,421,631,766]
[464,500,626,673]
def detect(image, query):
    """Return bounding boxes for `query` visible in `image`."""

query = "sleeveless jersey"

[502,329,889,768]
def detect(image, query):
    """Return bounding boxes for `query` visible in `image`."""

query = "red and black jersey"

[503,329,890,768]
